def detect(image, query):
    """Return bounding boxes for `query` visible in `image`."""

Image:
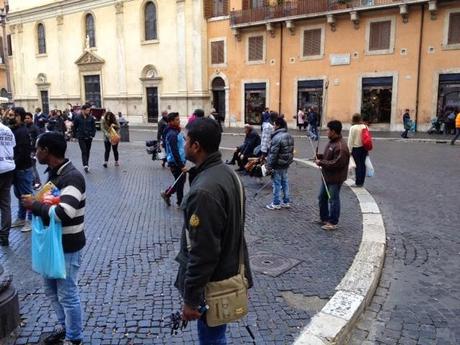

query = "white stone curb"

[293,159,386,345]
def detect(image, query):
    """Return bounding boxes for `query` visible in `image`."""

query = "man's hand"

[315,159,321,166]
[21,195,35,210]
[181,304,201,321]
[181,167,188,173]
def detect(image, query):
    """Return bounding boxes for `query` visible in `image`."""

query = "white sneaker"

[21,221,32,233]
[280,202,291,208]
[266,203,281,210]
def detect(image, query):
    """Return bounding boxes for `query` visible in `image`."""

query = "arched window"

[37,23,46,54]
[86,14,96,48]
[144,2,157,41]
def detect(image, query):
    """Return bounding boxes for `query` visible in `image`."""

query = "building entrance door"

[146,87,159,123]
[40,90,49,115]
[297,80,323,126]
[84,75,101,107]
[212,77,226,122]
[361,77,393,123]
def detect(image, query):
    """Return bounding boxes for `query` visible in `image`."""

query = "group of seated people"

[225,124,261,172]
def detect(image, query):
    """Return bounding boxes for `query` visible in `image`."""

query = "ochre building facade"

[206,0,460,130]
[7,0,209,124]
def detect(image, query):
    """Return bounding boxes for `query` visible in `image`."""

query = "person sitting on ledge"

[226,124,261,172]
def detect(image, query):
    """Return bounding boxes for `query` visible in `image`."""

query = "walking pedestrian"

[0,121,15,246]
[34,107,48,134]
[210,107,223,133]
[157,111,168,167]
[176,118,253,344]
[22,132,86,345]
[308,107,319,140]
[73,104,96,173]
[160,112,187,207]
[451,110,460,145]
[348,114,367,187]
[8,107,34,233]
[315,120,350,231]
[401,109,411,139]
[265,117,294,210]
[25,112,42,189]
[296,108,305,131]
[101,111,120,168]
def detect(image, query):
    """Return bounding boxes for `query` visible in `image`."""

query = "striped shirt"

[31,160,86,253]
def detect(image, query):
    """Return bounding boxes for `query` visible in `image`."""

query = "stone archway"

[140,65,162,123]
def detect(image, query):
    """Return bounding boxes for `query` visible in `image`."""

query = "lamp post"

[0,5,12,99]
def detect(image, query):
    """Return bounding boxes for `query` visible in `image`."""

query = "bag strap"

[233,171,245,275]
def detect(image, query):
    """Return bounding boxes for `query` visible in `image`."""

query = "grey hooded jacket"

[267,128,294,170]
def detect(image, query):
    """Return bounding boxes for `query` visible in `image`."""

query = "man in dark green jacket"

[175,118,253,344]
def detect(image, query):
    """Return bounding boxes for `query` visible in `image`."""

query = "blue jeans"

[309,124,318,140]
[198,317,227,345]
[43,250,83,341]
[13,168,33,220]
[318,183,342,225]
[272,169,290,205]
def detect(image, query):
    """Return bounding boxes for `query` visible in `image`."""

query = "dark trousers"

[230,148,251,169]
[104,140,119,162]
[352,147,367,186]
[401,129,409,138]
[0,171,14,241]
[319,183,342,225]
[78,138,93,167]
[165,166,186,205]
[31,157,42,185]
[451,128,460,145]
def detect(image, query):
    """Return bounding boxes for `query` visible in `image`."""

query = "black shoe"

[103,163,108,168]
[43,326,66,344]
[235,167,245,172]
[0,238,9,247]
[225,160,235,165]
[84,166,89,173]
[160,192,171,207]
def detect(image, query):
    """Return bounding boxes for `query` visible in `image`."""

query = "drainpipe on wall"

[278,23,283,115]
[415,3,425,131]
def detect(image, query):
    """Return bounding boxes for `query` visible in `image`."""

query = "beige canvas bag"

[204,172,249,327]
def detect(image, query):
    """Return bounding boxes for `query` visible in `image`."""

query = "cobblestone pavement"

[1,132,362,345]
[346,141,460,345]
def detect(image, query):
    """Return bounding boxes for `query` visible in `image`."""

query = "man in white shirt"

[0,122,16,246]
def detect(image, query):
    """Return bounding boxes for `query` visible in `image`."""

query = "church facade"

[7,0,209,123]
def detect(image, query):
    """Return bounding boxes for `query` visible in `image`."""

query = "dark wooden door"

[84,75,101,107]
[213,90,225,122]
[40,90,49,115]
[146,87,159,123]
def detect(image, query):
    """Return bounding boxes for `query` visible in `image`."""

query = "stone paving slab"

[1,134,363,344]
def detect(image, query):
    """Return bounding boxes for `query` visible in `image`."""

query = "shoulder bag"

[204,172,249,327]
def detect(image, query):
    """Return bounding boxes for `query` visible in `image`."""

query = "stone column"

[176,0,187,93]
[191,0,205,93]
[115,2,127,98]
[56,15,66,99]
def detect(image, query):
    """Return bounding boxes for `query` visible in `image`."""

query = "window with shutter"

[447,13,460,45]
[211,40,225,65]
[303,28,322,57]
[369,20,391,51]
[248,35,264,62]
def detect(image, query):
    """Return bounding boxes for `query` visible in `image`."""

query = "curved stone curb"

[293,159,386,345]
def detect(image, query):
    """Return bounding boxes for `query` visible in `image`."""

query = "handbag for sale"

[204,173,249,327]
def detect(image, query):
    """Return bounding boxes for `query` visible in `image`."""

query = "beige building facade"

[7,0,210,123]
[206,0,460,131]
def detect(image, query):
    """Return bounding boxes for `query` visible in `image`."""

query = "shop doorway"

[361,77,393,123]
[211,77,226,122]
[297,80,323,126]
[244,82,266,125]
[437,74,460,117]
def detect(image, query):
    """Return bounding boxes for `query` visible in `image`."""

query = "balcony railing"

[230,0,422,26]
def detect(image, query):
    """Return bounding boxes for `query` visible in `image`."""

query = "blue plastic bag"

[32,206,66,279]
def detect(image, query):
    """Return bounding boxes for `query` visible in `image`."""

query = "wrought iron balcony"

[230,0,429,27]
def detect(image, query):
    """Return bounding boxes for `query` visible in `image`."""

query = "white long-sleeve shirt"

[0,123,16,174]
[348,124,366,150]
